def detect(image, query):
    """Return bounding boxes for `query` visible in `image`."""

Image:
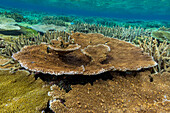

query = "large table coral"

[12,32,157,75]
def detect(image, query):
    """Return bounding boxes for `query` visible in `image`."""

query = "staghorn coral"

[12,32,157,75]
[48,71,170,113]
[138,37,170,73]
[0,31,69,57]
[0,69,51,112]
[69,23,152,42]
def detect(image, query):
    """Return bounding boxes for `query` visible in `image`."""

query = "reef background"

[0,0,170,20]
[0,1,169,113]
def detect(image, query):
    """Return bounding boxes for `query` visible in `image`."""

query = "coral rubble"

[12,32,157,75]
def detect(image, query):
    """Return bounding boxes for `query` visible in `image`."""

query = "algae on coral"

[0,69,50,112]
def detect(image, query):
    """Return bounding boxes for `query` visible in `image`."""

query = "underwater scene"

[0,0,170,113]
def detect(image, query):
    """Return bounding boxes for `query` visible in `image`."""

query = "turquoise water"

[0,0,170,20]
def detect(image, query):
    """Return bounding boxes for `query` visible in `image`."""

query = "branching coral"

[0,31,69,57]
[138,37,170,73]
[69,23,152,42]
[12,32,157,75]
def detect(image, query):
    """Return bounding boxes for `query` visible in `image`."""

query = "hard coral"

[48,71,170,113]
[81,44,110,63]
[138,37,169,73]
[12,32,157,75]
[0,69,50,112]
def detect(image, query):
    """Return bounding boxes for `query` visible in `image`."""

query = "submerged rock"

[31,24,66,33]
[0,16,20,31]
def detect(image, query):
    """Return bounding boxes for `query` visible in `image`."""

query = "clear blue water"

[0,0,170,20]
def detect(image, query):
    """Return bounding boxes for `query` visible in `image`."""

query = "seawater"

[0,0,170,20]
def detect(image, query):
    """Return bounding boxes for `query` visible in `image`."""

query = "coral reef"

[12,32,156,75]
[0,31,69,57]
[48,71,170,113]
[138,37,170,73]
[0,69,51,112]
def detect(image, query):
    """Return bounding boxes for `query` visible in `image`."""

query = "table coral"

[12,32,157,75]
[0,69,51,112]
[31,24,66,33]
[48,71,170,113]
[0,16,20,31]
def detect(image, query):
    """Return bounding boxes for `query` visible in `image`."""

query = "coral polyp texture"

[0,69,50,112]
[12,32,157,75]
[48,71,170,113]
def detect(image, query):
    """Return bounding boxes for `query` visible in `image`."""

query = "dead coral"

[12,32,157,75]
[138,37,170,73]
[0,69,50,112]
[48,71,170,113]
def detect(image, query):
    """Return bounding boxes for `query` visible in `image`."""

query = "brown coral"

[81,44,110,63]
[48,71,170,113]
[48,38,81,55]
[12,32,157,75]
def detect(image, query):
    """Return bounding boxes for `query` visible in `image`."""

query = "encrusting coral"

[0,69,51,112]
[12,32,157,75]
[48,71,170,113]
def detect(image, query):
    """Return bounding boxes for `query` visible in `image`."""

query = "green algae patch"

[0,69,50,112]
[151,30,170,43]
[20,26,38,37]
